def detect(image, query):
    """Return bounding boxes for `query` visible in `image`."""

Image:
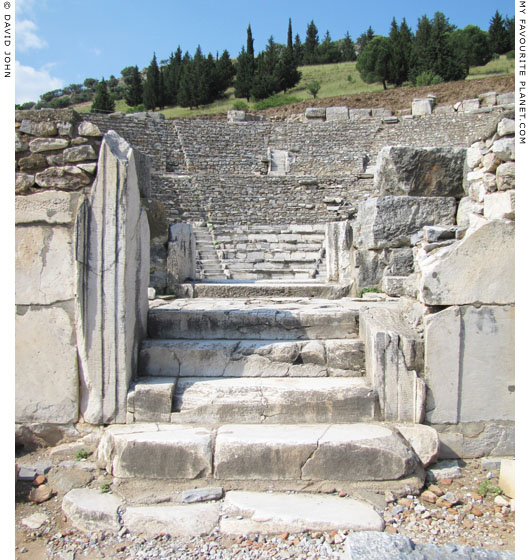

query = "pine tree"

[489,10,510,54]
[91,78,115,113]
[251,36,280,100]
[215,49,236,95]
[505,16,515,51]
[166,47,183,105]
[143,53,160,110]
[357,36,393,89]
[304,20,319,64]
[124,65,143,107]
[177,52,196,108]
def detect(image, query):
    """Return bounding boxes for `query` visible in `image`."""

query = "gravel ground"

[15,444,515,560]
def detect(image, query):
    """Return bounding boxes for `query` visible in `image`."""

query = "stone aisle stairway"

[193,223,225,280]
[100,297,425,496]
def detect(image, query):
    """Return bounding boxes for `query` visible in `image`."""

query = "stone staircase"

[98,297,427,495]
[212,224,328,281]
[193,223,225,280]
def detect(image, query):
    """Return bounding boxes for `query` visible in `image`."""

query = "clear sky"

[15,0,515,104]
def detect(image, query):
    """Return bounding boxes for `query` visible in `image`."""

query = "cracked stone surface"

[147,298,385,340]
[139,338,365,378]
[172,377,377,424]
[213,424,419,481]
[220,491,384,534]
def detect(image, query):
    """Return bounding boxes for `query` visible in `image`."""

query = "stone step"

[97,422,421,485]
[147,298,361,340]
[174,282,351,299]
[139,338,365,379]
[62,488,384,537]
[172,377,377,424]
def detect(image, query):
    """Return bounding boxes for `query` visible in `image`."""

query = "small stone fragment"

[181,487,224,504]
[78,121,102,136]
[28,484,52,503]
[421,490,438,504]
[32,474,46,487]
[22,512,48,529]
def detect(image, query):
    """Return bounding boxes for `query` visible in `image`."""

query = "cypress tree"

[388,17,412,86]
[177,52,196,108]
[318,30,341,64]
[276,21,301,93]
[489,10,510,54]
[304,20,319,64]
[287,18,293,49]
[124,65,143,107]
[143,53,160,110]
[215,49,236,95]
[91,78,115,113]
[294,34,304,66]
[251,36,280,100]
[341,31,357,62]
[246,24,255,57]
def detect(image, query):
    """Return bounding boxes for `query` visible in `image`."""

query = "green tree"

[143,53,160,110]
[356,26,374,55]
[318,30,341,63]
[215,49,236,95]
[91,78,115,113]
[251,36,280,100]
[276,20,301,93]
[307,80,321,98]
[304,20,319,64]
[489,10,510,54]
[234,24,256,100]
[449,25,492,69]
[124,65,143,106]
[388,17,413,86]
[357,36,393,89]
[341,31,357,62]
[293,33,304,65]
[505,16,515,51]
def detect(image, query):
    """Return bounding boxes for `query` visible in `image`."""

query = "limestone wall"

[414,117,516,459]
[15,110,150,444]
[15,109,101,437]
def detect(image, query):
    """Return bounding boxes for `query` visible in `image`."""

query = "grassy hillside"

[74,55,515,118]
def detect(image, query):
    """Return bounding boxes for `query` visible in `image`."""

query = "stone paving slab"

[62,488,122,532]
[220,491,384,534]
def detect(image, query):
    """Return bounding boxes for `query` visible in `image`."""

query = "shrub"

[75,448,91,461]
[506,50,515,59]
[125,104,146,114]
[253,94,301,110]
[307,80,321,99]
[232,100,249,111]
[415,71,444,86]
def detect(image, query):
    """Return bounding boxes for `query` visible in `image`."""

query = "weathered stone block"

[497,118,515,137]
[372,108,392,117]
[425,305,514,425]
[16,306,78,424]
[16,225,75,305]
[62,489,122,532]
[97,424,213,479]
[496,162,515,191]
[29,137,69,153]
[127,377,177,422]
[478,91,497,107]
[484,190,515,220]
[497,92,515,105]
[123,503,220,537]
[35,166,92,190]
[15,173,34,193]
[395,425,440,467]
[374,147,466,197]
[419,219,514,305]
[354,196,456,249]
[326,107,349,121]
[167,223,196,289]
[456,197,483,228]
[461,99,480,112]
[63,145,97,162]
[78,121,102,137]
[466,143,483,169]
[305,107,326,119]
[349,108,372,119]
[20,120,58,137]
[15,191,81,225]
[500,459,515,498]
[18,153,47,172]
[482,152,502,174]
[492,138,515,161]
[411,98,433,116]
